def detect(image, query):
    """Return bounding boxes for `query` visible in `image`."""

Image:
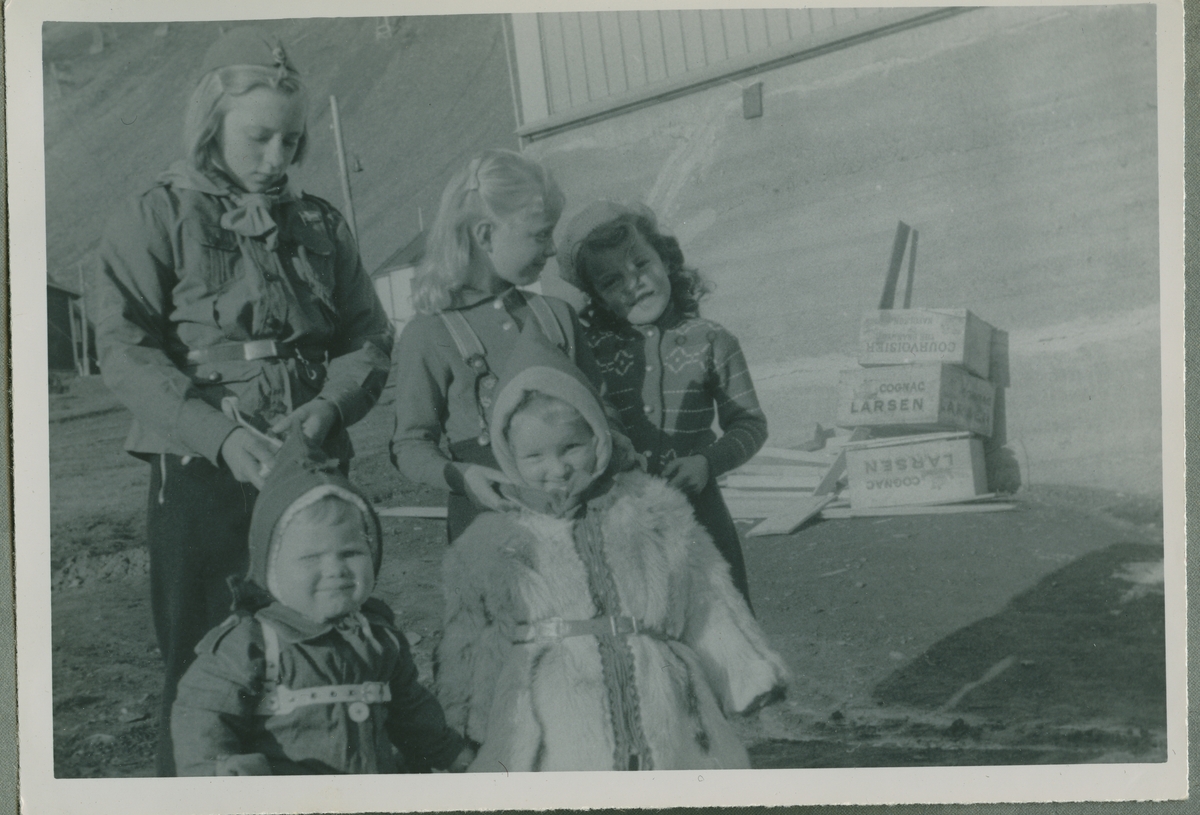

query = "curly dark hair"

[574,213,711,329]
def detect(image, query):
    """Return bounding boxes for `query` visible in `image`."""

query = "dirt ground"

[47,373,1166,777]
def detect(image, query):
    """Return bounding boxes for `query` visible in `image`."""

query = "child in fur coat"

[436,327,789,772]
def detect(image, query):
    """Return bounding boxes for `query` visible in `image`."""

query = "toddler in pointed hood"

[172,430,474,776]
[487,326,617,518]
[221,429,382,619]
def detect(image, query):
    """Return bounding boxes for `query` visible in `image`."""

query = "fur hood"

[487,325,614,515]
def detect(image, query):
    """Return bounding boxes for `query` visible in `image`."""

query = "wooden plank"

[754,447,839,465]
[879,221,911,310]
[721,487,813,501]
[813,428,870,496]
[720,473,822,491]
[820,503,1016,520]
[725,499,807,519]
[746,494,836,537]
[376,506,448,519]
[727,463,828,477]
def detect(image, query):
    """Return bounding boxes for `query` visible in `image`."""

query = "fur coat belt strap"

[508,615,663,644]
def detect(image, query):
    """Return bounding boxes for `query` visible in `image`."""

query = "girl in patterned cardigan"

[557,202,768,608]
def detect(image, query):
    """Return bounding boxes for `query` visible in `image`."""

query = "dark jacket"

[90,161,393,464]
[172,598,465,775]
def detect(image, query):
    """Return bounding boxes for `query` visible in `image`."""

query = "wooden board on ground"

[376,506,448,519]
[745,494,837,537]
[819,502,1015,519]
[720,473,823,491]
[753,447,840,466]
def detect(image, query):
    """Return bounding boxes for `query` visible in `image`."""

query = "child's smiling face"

[483,200,559,289]
[219,86,306,193]
[271,511,374,624]
[584,231,672,325]
[508,405,598,498]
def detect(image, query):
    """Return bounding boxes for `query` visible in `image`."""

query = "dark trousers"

[689,478,753,613]
[147,454,256,777]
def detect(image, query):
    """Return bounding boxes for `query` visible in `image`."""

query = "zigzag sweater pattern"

[583,314,768,478]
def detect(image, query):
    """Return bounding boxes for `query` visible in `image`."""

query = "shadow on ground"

[750,542,1166,768]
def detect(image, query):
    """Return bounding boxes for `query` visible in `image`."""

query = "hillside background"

[43,16,517,287]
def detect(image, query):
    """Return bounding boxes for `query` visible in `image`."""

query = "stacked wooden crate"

[836,308,1002,509]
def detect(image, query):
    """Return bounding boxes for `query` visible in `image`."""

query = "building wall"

[524,6,1161,493]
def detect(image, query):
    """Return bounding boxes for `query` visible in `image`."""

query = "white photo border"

[8,0,1187,811]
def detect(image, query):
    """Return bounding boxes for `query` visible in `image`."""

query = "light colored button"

[645,327,656,336]
[502,321,514,330]
[643,404,653,413]
[493,299,504,309]
[207,372,221,382]
[348,701,370,723]
[645,364,653,372]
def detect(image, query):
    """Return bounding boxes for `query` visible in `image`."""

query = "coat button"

[502,321,514,331]
[207,372,222,382]
[645,328,656,336]
[643,404,653,414]
[493,299,504,309]
[348,701,370,722]
[645,364,653,372]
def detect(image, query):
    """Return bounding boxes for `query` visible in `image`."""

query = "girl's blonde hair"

[412,149,565,315]
[183,65,308,178]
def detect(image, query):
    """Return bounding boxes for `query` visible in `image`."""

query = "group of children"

[90,28,788,776]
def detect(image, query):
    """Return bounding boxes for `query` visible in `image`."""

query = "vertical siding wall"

[536,8,880,116]
[521,6,1163,493]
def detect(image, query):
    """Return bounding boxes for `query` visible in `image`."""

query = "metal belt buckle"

[243,339,280,361]
[533,618,567,641]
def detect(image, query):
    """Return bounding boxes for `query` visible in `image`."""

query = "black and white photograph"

[8,0,1187,810]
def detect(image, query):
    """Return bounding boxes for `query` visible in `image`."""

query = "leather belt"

[510,616,656,644]
[185,340,326,365]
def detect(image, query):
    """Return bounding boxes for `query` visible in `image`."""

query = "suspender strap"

[523,292,570,355]
[260,618,281,691]
[438,310,488,366]
[437,293,569,439]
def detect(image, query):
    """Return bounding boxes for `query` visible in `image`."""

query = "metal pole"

[329,95,359,243]
[77,262,91,375]
[67,297,81,376]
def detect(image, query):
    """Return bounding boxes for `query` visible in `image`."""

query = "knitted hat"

[489,326,612,492]
[245,429,382,596]
[556,200,659,291]
[199,26,297,78]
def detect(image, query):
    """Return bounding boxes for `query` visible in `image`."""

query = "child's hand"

[662,455,709,494]
[270,398,340,445]
[446,745,477,772]
[215,752,272,775]
[463,465,516,511]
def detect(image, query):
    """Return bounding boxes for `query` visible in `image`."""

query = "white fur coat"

[436,471,790,772]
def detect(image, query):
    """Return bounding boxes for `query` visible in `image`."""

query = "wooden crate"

[844,433,988,509]
[858,309,995,379]
[836,363,995,437]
